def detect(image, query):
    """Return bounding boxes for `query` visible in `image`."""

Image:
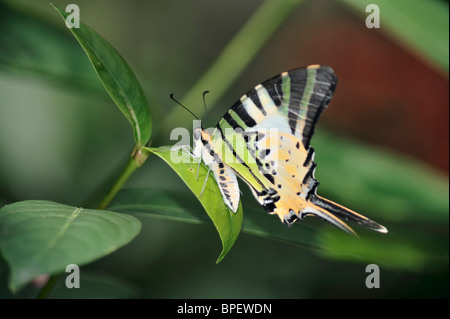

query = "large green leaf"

[144,146,243,263]
[0,200,141,293]
[51,4,152,147]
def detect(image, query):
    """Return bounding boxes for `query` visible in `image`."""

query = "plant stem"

[98,149,149,210]
[36,274,60,299]
[35,148,149,299]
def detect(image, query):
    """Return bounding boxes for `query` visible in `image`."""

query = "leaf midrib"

[44,207,83,250]
[18,206,85,275]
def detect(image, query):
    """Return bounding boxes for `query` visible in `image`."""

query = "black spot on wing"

[219,182,228,188]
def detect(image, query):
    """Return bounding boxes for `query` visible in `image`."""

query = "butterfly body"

[193,65,387,235]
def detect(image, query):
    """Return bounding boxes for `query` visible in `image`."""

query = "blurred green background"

[0,0,448,298]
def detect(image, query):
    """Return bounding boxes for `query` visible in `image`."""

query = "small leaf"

[144,146,243,263]
[0,200,141,292]
[51,4,152,147]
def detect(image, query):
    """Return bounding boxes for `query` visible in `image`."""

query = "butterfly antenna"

[202,90,209,125]
[170,93,199,120]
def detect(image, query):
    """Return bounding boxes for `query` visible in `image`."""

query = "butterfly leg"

[196,160,202,181]
[199,164,211,198]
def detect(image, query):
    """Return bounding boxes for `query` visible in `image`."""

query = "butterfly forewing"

[202,65,387,234]
[210,66,332,217]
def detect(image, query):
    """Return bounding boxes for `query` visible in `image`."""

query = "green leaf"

[109,188,448,272]
[143,146,243,263]
[0,200,141,293]
[51,4,152,147]
[339,0,449,73]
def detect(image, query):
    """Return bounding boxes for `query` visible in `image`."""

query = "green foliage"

[0,2,100,91]
[52,4,152,148]
[0,200,141,292]
[144,147,243,263]
[0,0,447,298]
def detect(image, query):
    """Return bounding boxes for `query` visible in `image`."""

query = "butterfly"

[192,65,387,235]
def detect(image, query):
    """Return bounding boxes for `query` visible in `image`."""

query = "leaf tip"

[215,256,224,264]
[215,249,229,264]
